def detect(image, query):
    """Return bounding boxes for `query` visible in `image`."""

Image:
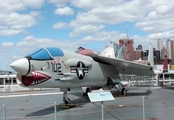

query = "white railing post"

[142,96,145,120]
[3,105,6,120]
[54,102,57,120]
[101,101,104,120]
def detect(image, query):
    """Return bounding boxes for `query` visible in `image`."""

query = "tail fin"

[147,43,154,67]
[117,44,126,59]
[163,56,168,73]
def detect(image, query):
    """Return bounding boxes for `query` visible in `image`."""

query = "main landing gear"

[82,87,91,96]
[121,88,126,96]
[107,78,127,96]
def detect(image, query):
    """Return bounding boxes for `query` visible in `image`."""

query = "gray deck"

[0,87,174,120]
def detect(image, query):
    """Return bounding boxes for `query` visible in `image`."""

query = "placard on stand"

[88,92,115,120]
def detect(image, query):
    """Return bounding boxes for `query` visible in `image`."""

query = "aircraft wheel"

[86,87,91,93]
[64,98,71,105]
[121,88,126,96]
[83,87,91,96]
[64,100,69,105]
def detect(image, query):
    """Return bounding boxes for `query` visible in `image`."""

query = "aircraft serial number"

[51,63,61,72]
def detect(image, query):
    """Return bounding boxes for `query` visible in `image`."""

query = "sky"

[0,0,174,71]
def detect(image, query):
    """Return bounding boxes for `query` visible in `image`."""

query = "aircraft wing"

[88,54,154,76]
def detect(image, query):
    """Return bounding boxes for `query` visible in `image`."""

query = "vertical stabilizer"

[163,56,168,73]
[117,44,126,60]
[148,43,154,67]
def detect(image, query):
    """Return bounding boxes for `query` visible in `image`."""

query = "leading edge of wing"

[88,54,154,76]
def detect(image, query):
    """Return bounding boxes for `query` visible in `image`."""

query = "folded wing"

[89,54,154,76]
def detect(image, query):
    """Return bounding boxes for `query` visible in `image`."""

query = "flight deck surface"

[0,87,174,120]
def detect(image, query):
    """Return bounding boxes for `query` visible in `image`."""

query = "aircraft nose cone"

[10,58,30,75]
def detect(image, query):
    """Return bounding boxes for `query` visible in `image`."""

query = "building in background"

[157,38,163,51]
[133,50,141,60]
[171,40,174,65]
[118,39,143,61]
[154,50,161,65]
[100,42,120,58]
[166,39,172,59]
[161,47,167,59]
[118,39,125,47]
[126,39,134,61]
[143,48,161,64]
[136,45,143,51]
[157,38,164,59]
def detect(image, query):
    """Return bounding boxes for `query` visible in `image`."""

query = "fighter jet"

[10,45,154,104]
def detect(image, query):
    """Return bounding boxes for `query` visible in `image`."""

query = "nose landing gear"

[63,91,71,105]
[61,89,77,109]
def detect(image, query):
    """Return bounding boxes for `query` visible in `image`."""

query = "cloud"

[48,0,70,7]
[0,11,41,36]
[69,25,105,37]
[1,42,14,47]
[0,0,43,36]
[72,6,136,25]
[69,0,158,26]
[49,0,174,38]
[70,0,155,27]
[22,0,45,8]
[148,30,174,40]
[0,0,44,14]
[54,6,74,15]
[69,0,174,34]
[81,31,127,42]
[52,22,68,29]
[135,0,174,33]
[135,18,174,33]
[16,36,79,52]
[71,0,125,10]
[0,30,23,36]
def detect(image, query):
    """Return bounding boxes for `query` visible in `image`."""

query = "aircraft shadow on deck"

[26,105,56,117]
[162,86,174,90]
[25,93,90,117]
[111,89,152,97]
[125,89,152,96]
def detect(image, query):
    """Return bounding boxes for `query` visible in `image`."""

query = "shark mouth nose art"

[22,71,51,86]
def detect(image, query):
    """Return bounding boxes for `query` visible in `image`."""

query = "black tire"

[86,87,91,93]
[83,87,91,96]
[121,88,126,95]
[63,98,70,105]
[64,100,69,105]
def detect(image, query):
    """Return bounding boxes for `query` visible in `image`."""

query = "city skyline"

[102,38,174,64]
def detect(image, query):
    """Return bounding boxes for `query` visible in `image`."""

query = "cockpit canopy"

[26,47,64,60]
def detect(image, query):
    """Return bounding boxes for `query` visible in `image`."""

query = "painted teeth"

[31,71,50,85]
